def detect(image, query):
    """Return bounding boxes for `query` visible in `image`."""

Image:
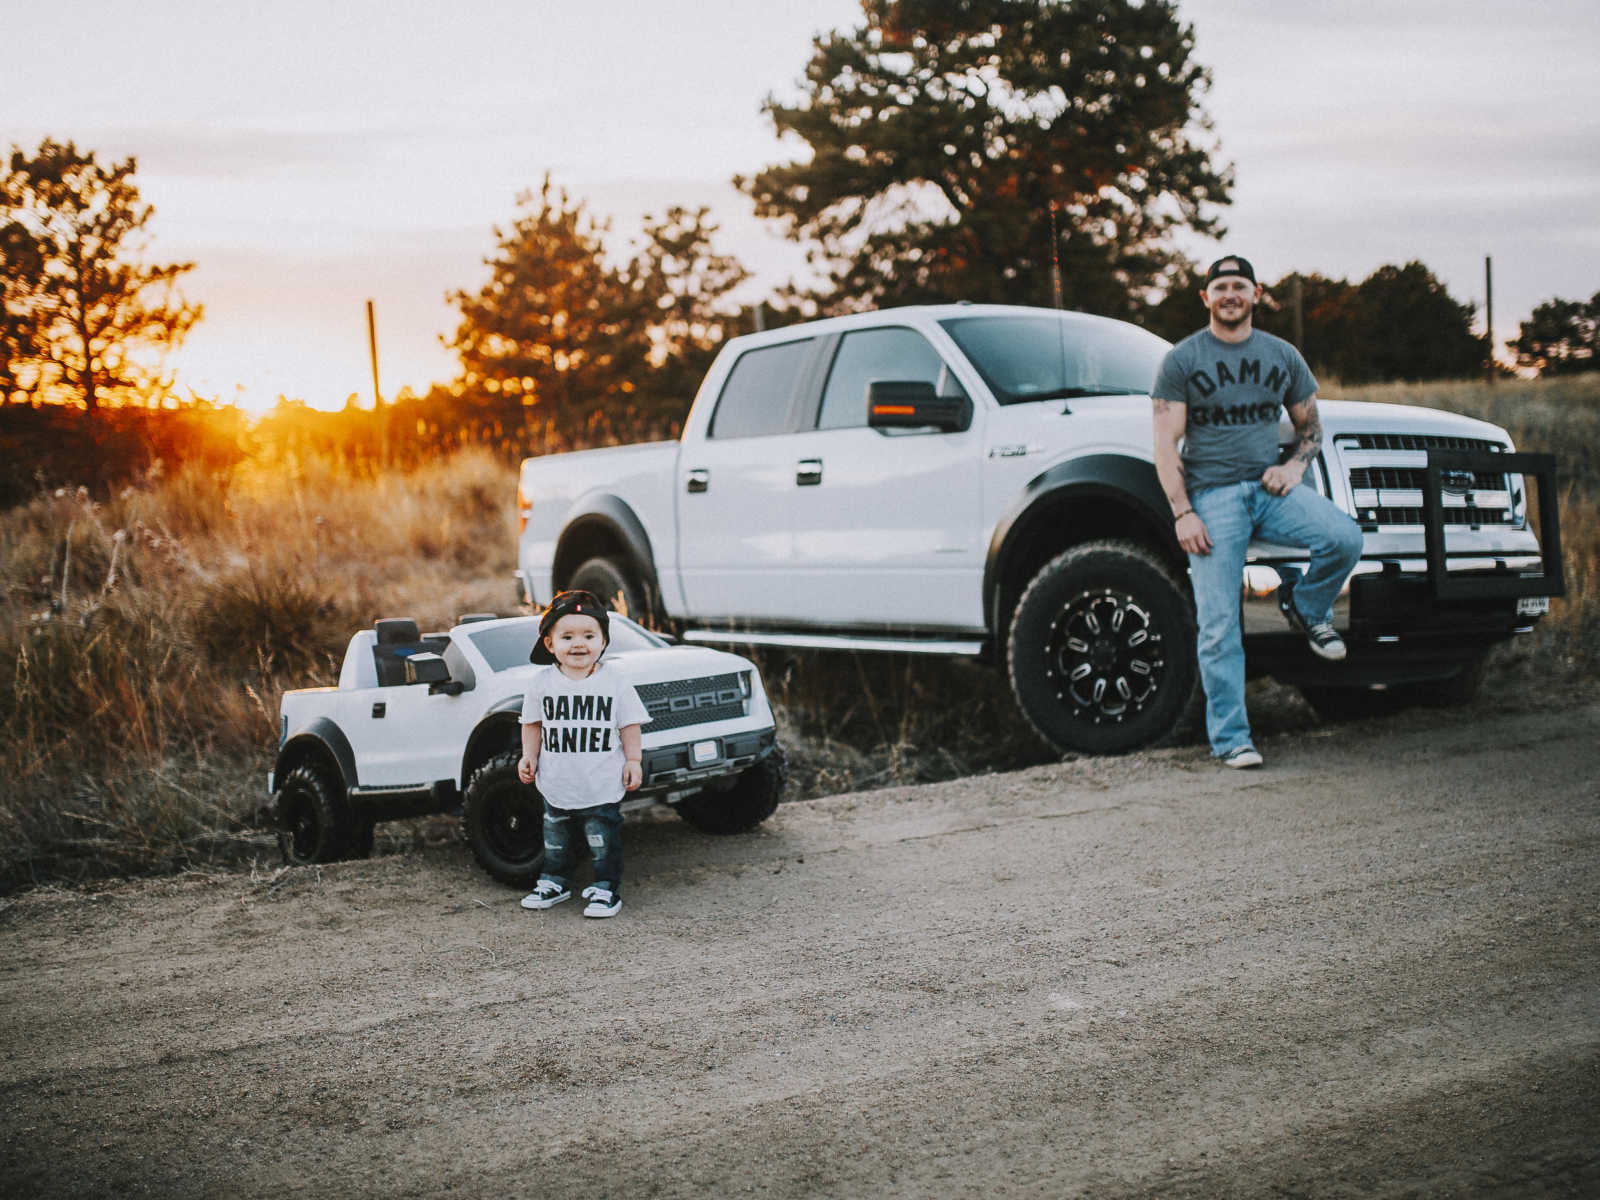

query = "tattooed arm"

[1262,397,1323,496]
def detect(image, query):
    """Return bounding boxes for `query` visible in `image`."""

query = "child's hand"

[517,755,536,784]
[623,760,642,791]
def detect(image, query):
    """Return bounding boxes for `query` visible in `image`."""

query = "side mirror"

[866,380,971,433]
[405,652,465,695]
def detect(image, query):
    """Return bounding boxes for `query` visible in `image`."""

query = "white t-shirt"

[521,662,650,810]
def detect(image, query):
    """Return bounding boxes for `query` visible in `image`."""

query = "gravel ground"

[2,699,1597,1198]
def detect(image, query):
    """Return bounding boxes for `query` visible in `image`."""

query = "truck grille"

[635,672,749,732]
[1336,433,1515,528]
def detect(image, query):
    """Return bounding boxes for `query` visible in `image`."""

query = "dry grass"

[3,376,1596,891]
[0,448,519,890]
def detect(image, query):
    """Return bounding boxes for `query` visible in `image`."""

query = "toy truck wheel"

[570,556,655,628]
[1008,539,1201,755]
[346,815,376,860]
[675,749,787,835]
[275,761,356,865]
[461,750,545,887]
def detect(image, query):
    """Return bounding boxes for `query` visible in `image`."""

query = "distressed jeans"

[1188,480,1364,757]
[538,800,624,892]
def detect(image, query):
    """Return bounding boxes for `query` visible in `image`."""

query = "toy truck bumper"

[637,727,779,799]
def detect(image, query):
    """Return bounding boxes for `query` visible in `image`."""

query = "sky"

[7,0,1599,411]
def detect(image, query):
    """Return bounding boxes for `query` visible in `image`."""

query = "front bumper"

[1243,448,1563,685]
[638,727,779,798]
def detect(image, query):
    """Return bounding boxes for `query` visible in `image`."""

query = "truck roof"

[721,303,1159,353]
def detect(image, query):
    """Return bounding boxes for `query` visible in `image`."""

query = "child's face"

[543,613,606,674]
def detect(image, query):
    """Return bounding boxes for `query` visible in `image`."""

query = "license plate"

[691,739,719,764]
[1516,596,1550,616]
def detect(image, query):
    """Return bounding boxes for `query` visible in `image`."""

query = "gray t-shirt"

[1151,328,1317,492]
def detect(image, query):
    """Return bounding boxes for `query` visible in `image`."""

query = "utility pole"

[367,299,387,461]
[1291,276,1304,349]
[1049,200,1064,309]
[1484,256,1495,385]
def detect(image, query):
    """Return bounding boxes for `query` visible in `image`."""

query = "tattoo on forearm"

[1293,408,1323,464]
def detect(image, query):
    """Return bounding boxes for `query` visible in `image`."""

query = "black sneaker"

[581,885,622,919]
[1220,746,1264,769]
[520,880,570,910]
[1278,583,1347,661]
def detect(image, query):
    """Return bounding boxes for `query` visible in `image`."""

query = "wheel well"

[992,494,1186,646]
[275,738,347,798]
[460,713,522,790]
[553,518,628,590]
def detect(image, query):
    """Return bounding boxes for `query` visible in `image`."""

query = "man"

[1152,255,1363,769]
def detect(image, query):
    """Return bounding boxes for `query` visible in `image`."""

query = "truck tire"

[570,556,655,628]
[1297,684,1384,722]
[675,749,787,835]
[1301,654,1488,721]
[1398,652,1488,708]
[461,750,545,887]
[275,761,357,865]
[1008,540,1201,755]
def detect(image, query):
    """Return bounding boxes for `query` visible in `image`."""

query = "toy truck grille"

[635,671,751,732]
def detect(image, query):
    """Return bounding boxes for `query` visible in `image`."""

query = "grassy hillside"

[2,375,1595,891]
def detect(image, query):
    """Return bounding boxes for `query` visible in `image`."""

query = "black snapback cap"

[1204,255,1256,285]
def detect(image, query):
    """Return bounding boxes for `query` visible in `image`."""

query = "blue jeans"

[1188,481,1363,757]
[538,801,624,892]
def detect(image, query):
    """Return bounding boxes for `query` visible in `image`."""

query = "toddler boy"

[517,590,648,918]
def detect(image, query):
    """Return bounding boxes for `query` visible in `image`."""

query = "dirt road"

[3,699,1598,1198]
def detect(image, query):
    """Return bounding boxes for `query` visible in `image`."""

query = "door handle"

[686,468,709,494]
[796,458,823,486]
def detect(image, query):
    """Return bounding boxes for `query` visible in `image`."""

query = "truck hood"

[1314,399,1513,446]
[993,392,1516,469]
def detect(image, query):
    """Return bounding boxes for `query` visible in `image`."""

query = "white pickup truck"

[516,304,1563,755]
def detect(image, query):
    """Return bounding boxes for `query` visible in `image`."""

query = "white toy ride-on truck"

[267,611,784,886]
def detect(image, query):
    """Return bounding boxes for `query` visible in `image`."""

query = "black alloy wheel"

[1008,539,1201,755]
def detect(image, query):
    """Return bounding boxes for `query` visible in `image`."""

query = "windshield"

[938,312,1170,406]
[469,617,666,674]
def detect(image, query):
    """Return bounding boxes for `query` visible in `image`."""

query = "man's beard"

[1210,298,1254,329]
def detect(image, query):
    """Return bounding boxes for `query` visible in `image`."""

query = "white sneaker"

[1220,746,1263,769]
[581,885,622,919]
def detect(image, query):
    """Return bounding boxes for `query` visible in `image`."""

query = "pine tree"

[2,139,201,411]
[740,0,1231,318]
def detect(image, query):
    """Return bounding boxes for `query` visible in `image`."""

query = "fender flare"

[458,700,525,790]
[555,494,660,596]
[983,453,1182,631]
[273,718,358,792]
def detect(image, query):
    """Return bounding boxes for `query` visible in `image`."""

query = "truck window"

[939,312,1169,405]
[815,327,965,430]
[468,619,664,673]
[708,339,814,439]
